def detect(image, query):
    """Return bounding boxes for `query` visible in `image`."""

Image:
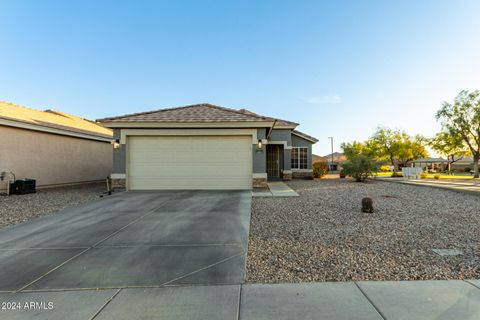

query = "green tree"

[369,127,428,172]
[398,134,429,168]
[342,141,367,158]
[429,131,469,173]
[436,90,480,178]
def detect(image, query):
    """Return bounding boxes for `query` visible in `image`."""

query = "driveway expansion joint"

[0,246,90,251]
[237,284,243,320]
[96,243,245,248]
[90,288,123,320]
[90,199,172,248]
[160,251,246,286]
[465,280,480,290]
[354,282,387,320]
[16,247,91,292]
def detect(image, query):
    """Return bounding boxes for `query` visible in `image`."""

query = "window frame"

[291,147,308,169]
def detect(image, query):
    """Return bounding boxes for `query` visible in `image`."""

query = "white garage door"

[128,136,252,190]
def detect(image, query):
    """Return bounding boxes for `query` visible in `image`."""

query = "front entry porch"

[266,144,283,180]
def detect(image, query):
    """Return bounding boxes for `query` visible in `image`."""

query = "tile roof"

[237,108,298,127]
[98,104,275,123]
[0,101,112,139]
[97,103,298,127]
[274,119,299,127]
[292,129,319,143]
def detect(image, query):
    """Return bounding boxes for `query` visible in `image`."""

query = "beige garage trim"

[127,135,252,190]
[119,128,257,144]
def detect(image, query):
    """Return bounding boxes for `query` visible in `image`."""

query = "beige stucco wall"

[0,125,112,189]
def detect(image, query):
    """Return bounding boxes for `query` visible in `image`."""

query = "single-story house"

[413,156,474,172]
[0,101,113,190]
[451,157,474,172]
[314,152,346,172]
[413,158,448,172]
[98,103,318,190]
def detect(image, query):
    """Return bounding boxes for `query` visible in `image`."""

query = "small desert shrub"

[342,155,378,182]
[434,174,440,179]
[312,161,328,178]
[339,170,346,178]
[361,197,374,213]
[420,172,428,179]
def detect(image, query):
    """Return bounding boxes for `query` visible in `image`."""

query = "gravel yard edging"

[0,183,108,229]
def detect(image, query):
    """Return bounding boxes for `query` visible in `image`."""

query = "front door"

[266,145,280,180]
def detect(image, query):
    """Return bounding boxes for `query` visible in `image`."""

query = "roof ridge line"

[201,103,273,121]
[97,103,277,122]
[96,104,200,121]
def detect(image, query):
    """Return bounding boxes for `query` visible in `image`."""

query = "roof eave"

[0,117,112,142]
[292,131,319,143]
[273,124,298,129]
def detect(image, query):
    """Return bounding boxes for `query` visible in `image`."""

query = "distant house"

[413,156,474,173]
[413,158,448,172]
[98,103,318,190]
[0,102,113,190]
[451,157,474,172]
[313,152,346,172]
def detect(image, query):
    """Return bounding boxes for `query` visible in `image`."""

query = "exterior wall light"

[112,139,121,149]
[257,139,263,149]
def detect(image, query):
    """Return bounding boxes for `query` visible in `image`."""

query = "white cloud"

[302,95,342,104]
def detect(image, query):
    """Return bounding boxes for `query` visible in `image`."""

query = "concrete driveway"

[0,190,251,291]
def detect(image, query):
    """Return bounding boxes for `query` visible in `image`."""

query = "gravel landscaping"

[247,179,480,282]
[0,183,106,229]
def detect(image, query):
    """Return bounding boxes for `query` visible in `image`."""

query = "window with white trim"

[291,147,308,169]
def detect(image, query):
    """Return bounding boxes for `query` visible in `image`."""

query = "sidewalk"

[1,280,479,319]
[252,181,299,197]
[377,177,480,195]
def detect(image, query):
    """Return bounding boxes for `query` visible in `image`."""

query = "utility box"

[10,179,36,195]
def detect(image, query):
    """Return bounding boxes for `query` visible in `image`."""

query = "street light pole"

[328,137,334,172]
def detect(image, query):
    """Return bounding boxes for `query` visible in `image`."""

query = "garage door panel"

[130,152,249,164]
[129,168,250,178]
[128,136,252,190]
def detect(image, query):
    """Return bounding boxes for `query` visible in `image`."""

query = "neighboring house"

[451,157,474,172]
[314,152,346,172]
[413,157,473,172]
[98,103,318,190]
[0,102,113,190]
[413,158,448,172]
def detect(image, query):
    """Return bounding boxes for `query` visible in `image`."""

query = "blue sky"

[1,0,479,155]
